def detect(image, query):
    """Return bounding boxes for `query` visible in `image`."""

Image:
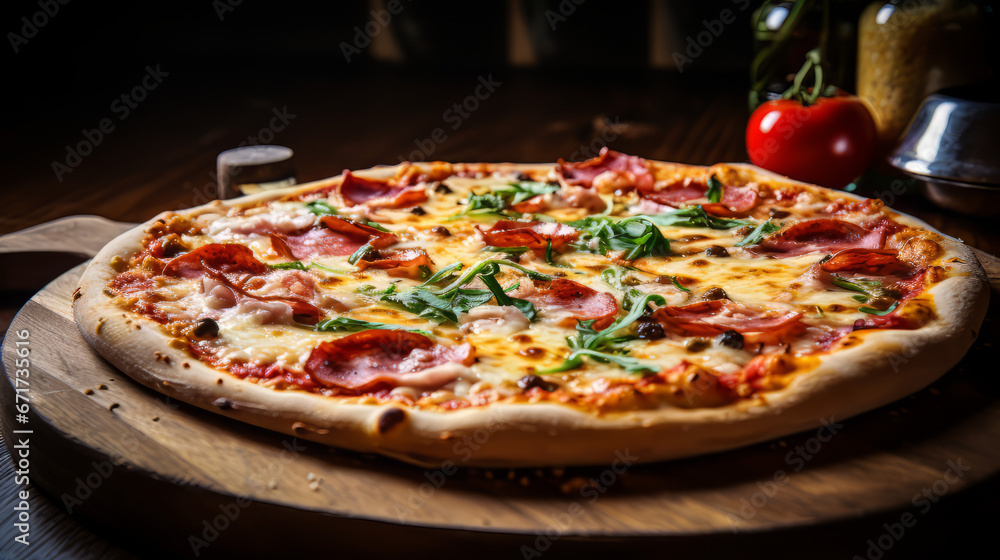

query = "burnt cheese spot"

[517,375,556,392]
[519,347,546,359]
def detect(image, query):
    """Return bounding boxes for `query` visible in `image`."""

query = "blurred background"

[2,2,1000,556]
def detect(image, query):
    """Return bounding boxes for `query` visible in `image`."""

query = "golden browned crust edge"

[73,162,990,467]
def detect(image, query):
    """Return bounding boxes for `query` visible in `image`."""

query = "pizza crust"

[74,163,990,467]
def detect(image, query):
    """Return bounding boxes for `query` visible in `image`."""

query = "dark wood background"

[2,1,998,558]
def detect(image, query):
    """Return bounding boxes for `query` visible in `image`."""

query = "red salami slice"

[642,181,759,214]
[339,170,428,208]
[162,244,268,279]
[756,219,889,256]
[652,300,805,344]
[820,248,912,276]
[556,148,654,191]
[356,248,433,270]
[479,220,579,251]
[305,330,475,392]
[528,279,618,329]
[272,216,398,259]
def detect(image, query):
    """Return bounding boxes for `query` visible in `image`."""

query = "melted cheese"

[140,169,933,401]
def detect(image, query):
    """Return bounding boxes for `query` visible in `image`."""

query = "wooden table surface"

[1,69,998,559]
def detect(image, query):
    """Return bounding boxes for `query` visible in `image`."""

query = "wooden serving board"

[3,258,1000,559]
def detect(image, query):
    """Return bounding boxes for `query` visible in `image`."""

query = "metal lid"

[888,86,1000,186]
[217,145,296,198]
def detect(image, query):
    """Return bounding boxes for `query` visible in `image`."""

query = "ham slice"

[271,216,398,259]
[556,148,654,192]
[652,300,805,345]
[641,180,759,214]
[756,219,890,256]
[479,220,579,251]
[304,330,475,392]
[527,278,618,329]
[162,244,321,324]
[339,170,428,209]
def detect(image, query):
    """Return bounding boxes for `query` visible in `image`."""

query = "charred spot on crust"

[73,288,83,301]
[704,245,730,258]
[212,398,234,410]
[517,374,556,392]
[193,318,220,338]
[716,330,744,349]
[377,407,407,434]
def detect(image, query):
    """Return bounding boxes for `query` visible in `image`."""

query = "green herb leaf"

[382,288,458,324]
[483,245,530,254]
[347,243,373,265]
[569,216,671,261]
[706,175,723,203]
[315,317,430,336]
[269,261,308,270]
[306,201,338,216]
[860,302,899,316]
[734,219,781,247]
[671,276,691,292]
[463,181,560,216]
[480,273,538,322]
[634,206,753,230]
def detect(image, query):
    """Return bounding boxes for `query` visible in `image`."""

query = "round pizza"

[74,149,989,467]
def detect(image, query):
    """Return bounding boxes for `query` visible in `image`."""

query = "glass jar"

[857,0,990,159]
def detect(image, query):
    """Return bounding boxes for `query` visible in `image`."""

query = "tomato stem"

[782,48,825,106]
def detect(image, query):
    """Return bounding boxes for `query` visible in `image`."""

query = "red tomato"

[746,96,876,189]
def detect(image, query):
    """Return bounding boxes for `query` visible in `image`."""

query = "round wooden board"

[3,262,1000,558]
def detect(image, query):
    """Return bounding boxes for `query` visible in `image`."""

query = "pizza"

[73,149,989,467]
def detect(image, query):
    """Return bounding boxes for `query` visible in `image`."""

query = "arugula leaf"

[541,292,667,374]
[480,273,538,322]
[462,181,560,215]
[830,276,892,300]
[269,261,308,270]
[347,243,373,265]
[365,221,391,232]
[567,349,658,374]
[382,259,552,325]
[634,206,753,230]
[706,175,723,203]
[569,216,671,260]
[483,245,530,254]
[860,301,899,316]
[269,261,350,274]
[306,201,338,216]
[671,276,691,292]
[734,219,781,247]
[382,288,459,324]
[315,317,430,336]
[357,284,397,296]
